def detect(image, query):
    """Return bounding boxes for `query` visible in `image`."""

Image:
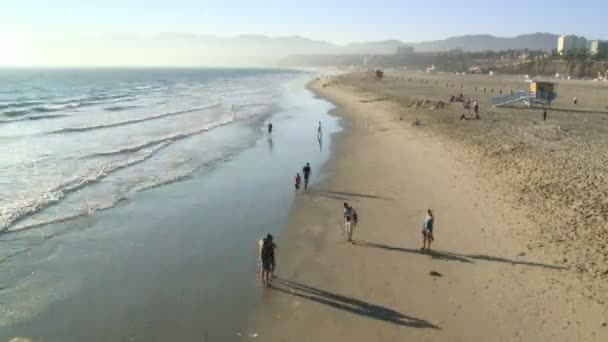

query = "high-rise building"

[558,35,587,55]
[590,41,608,56]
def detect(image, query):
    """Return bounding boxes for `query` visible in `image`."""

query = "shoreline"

[0,73,341,342]
[247,74,608,341]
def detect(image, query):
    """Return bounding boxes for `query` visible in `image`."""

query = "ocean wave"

[5,196,129,235]
[0,114,70,125]
[32,102,81,113]
[52,103,221,134]
[0,100,46,111]
[87,116,234,158]
[0,117,238,233]
[104,105,139,112]
[0,93,135,117]
[2,109,30,117]
[87,93,131,102]
[0,142,171,233]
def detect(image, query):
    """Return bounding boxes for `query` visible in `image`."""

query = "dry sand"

[245,71,608,341]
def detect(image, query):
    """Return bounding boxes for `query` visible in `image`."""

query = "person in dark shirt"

[267,122,273,134]
[542,108,547,122]
[260,234,277,287]
[302,163,312,189]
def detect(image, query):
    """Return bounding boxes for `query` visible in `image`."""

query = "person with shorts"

[421,209,434,252]
[260,234,277,286]
[343,202,358,243]
[302,163,312,189]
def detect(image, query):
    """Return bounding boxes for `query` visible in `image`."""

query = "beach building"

[558,35,587,55]
[396,46,415,55]
[590,41,608,56]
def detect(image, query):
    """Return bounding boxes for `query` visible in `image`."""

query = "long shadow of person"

[270,278,439,329]
[354,241,567,270]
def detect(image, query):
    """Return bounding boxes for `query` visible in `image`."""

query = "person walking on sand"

[542,108,547,122]
[260,234,277,286]
[267,122,273,134]
[295,173,301,190]
[343,202,358,243]
[317,121,322,140]
[421,209,434,252]
[302,163,312,189]
[474,101,479,119]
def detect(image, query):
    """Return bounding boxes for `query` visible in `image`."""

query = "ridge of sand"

[246,73,608,341]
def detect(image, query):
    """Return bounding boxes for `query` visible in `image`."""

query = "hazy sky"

[2,0,607,66]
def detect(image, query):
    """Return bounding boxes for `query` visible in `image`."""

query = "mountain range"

[33,33,563,67]
[153,32,560,55]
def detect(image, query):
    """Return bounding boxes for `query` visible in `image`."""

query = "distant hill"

[40,32,562,67]
[410,33,559,52]
[279,33,561,67]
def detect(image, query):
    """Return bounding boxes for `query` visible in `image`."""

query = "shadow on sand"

[270,278,439,329]
[308,189,394,201]
[354,241,568,270]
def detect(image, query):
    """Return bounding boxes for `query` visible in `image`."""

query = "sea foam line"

[0,142,170,233]
[1,117,236,233]
[85,115,234,158]
[52,103,221,134]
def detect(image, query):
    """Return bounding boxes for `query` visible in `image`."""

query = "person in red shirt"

[295,173,301,190]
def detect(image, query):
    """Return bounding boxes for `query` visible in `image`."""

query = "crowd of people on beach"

[257,118,437,287]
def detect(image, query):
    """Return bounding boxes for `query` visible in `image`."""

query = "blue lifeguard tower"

[492,80,557,108]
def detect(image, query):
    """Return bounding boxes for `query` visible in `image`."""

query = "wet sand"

[247,73,608,341]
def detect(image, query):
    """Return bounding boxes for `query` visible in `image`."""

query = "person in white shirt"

[421,209,435,252]
[343,202,358,243]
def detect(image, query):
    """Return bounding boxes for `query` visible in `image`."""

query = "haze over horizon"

[2,0,607,67]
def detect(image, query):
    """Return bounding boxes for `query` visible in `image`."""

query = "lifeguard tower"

[492,80,557,108]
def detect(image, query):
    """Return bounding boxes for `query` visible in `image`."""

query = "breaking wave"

[52,103,222,134]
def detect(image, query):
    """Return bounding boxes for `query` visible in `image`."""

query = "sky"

[1,0,607,66]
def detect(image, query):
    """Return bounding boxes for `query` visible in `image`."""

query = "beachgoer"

[542,108,547,121]
[302,163,312,189]
[295,173,301,190]
[343,202,358,242]
[268,122,273,134]
[573,97,578,105]
[421,209,434,252]
[474,101,479,119]
[317,121,322,140]
[260,234,277,286]
[258,237,265,274]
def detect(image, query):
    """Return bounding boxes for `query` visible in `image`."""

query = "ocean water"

[0,68,340,341]
[0,68,294,233]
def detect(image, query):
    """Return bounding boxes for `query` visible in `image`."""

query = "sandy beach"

[247,72,608,341]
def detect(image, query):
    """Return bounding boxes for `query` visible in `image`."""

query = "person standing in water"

[295,173,301,190]
[267,122,273,134]
[317,121,322,140]
[302,163,311,189]
[260,234,277,286]
[421,209,434,252]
